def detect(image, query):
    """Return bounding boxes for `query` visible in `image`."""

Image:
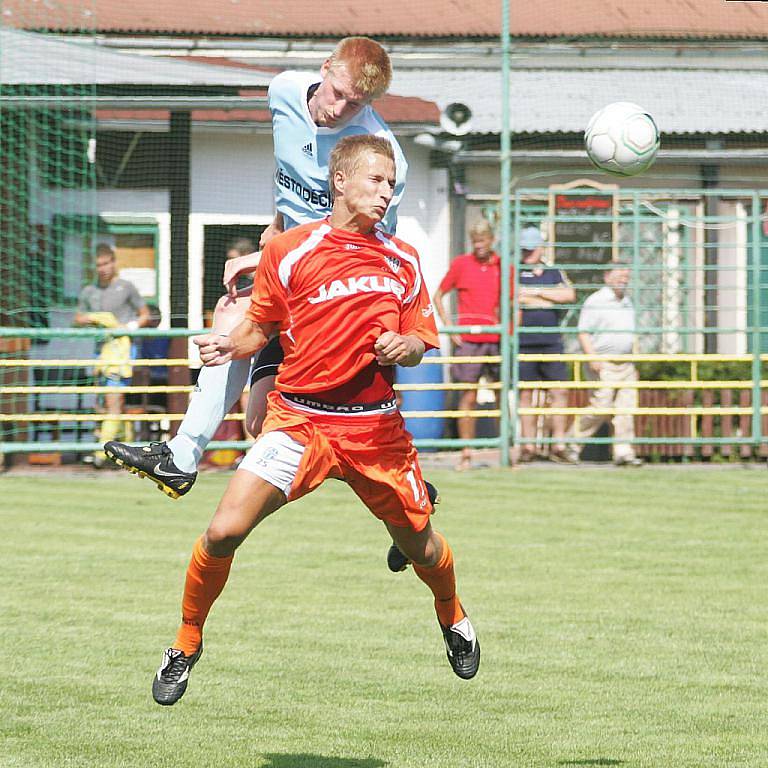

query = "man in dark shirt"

[517,226,576,463]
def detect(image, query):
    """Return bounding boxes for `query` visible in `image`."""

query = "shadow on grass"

[263,755,386,768]
[558,761,624,767]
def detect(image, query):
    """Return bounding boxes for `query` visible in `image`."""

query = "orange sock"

[412,532,465,628]
[173,536,234,655]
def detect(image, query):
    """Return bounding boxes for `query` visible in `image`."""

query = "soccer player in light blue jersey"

[267,60,407,235]
[105,39,418,508]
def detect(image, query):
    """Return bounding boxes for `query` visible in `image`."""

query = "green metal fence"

[1,187,766,464]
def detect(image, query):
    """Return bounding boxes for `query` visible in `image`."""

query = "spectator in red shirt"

[433,220,503,471]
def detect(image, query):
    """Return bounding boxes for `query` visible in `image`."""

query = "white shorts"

[237,430,306,496]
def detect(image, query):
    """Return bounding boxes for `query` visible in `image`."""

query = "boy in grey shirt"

[74,243,149,465]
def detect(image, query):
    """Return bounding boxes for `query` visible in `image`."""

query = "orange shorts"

[257,391,433,531]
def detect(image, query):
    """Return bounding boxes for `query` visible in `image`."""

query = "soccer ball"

[584,102,660,177]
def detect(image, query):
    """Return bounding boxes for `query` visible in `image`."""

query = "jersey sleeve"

[267,71,293,115]
[400,260,439,352]
[438,259,460,293]
[246,243,289,326]
[555,268,572,286]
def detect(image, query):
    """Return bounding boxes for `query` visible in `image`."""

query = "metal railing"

[1,188,767,463]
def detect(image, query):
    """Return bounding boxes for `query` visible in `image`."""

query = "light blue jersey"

[268,70,408,235]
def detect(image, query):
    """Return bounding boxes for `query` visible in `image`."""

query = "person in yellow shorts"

[74,243,149,466]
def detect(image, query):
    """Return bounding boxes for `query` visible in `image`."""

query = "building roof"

[390,67,768,135]
[0,29,272,87]
[0,32,438,126]
[180,59,441,124]
[4,0,768,40]
[95,92,439,128]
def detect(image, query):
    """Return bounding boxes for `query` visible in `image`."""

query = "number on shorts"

[406,469,422,503]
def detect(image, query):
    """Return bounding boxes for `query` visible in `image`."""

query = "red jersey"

[439,252,511,343]
[246,220,439,404]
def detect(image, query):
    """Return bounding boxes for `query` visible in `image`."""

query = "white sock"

[168,358,250,473]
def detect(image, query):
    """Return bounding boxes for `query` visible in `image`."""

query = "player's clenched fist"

[374,330,425,367]
[193,333,235,366]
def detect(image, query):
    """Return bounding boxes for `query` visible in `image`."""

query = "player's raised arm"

[193,319,275,367]
[222,250,262,298]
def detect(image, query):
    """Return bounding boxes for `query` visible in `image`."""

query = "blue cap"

[519,226,544,250]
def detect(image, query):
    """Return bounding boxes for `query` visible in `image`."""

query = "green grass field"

[2,466,767,767]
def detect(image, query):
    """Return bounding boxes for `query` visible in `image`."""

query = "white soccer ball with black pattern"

[584,102,660,177]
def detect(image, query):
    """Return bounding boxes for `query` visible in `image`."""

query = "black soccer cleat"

[386,480,441,573]
[387,541,410,573]
[425,480,440,507]
[152,644,203,706]
[441,613,480,680]
[103,441,197,500]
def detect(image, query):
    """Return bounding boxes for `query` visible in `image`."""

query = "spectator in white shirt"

[572,265,643,467]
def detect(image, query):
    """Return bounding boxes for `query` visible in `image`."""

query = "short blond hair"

[327,37,392,100]
[328,135,395,199]
[469,220,495,239]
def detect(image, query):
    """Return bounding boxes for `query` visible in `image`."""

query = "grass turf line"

[2,468,767,767]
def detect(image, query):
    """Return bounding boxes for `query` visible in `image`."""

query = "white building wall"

[32,129,450,334]
[190,131,276,216]
[187,132,450,292]
[716,200,748,354]
[97,188,169,213]
[185,131,450,329]
[394,140,450,297]
[184,132,449,326]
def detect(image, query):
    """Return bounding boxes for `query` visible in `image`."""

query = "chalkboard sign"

[547,180,618,298]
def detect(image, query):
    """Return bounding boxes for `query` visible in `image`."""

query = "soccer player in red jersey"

[151,135,479,706]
